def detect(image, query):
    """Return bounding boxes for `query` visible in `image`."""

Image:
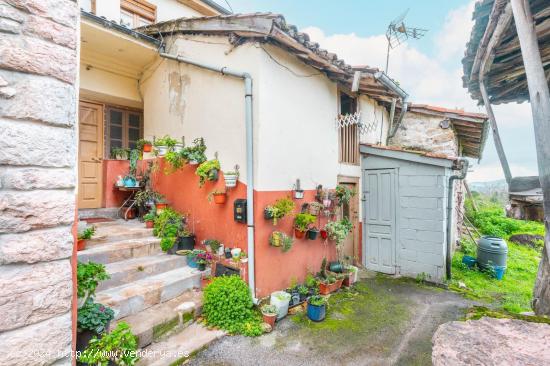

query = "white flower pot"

[231,248,241,258]
[156,146,168,156]
[225,174,238,188]
[174,144,184,152]
[217,244,225,256]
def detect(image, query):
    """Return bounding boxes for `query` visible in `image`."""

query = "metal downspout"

[373,71,409,142]
[446,158,469,279]
[159,53,257,300]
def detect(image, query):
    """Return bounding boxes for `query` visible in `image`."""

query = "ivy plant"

[265,197,295,225]
[78,322,140,366]
[324,218,353,246]
[77,299,115,334]
[181,137,207,164]
[202,276,263,337]
[196,159,220,187]
[77,261,110,306]
[335,185,356,206]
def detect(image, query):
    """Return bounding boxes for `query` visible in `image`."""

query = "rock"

[0,226,73,264]
[5,0,77,28]
[458,281,467,289]
[0,167,75,190]
[261,323,272,333]
[0,86,16,98]
[432,317,550,365]
[25,14,76,49]
[509,234,544,249]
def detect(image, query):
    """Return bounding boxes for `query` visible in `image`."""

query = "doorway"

[338,176,360,263]
[78,101,104,209]
[362,169,396,274]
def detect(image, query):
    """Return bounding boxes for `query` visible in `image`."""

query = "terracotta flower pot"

[143,143,152,152]
[213,193,227,204]
[145,220,154,229]
[156,203,168,211]
[294,228,306,239]
[262,313,277,328]
[77,239,86,251]
[319,281,341,295]
[201,277,213,288]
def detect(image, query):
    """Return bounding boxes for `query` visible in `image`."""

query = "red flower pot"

[262,313,277,328]
[143,143,152,152]
[320,229,328,240]
[77,239,86,251]
[156,203,167,212]
[213,193,227,204]
[145,220,154,229]
[294,228,306,239]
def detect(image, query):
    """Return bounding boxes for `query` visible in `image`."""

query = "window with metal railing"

[338,92,360,165]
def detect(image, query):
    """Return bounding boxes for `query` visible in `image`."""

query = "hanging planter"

[208,190,227,204]
[320,229,328,240]
[196,159,221,187]
[224,171,238,188]
[307,228,320,240]
[269,231,293,252]
[294,213,316,240]
[308,202,323,216]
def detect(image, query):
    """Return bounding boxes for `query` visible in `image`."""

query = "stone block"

[0,167,75,190]
[0,312,72,366]
[25,14,76,48]
[0,260,72,331]
[0,33,76,83]
[0,118,75,167]
[0,190,75,233]
[5,0,77,28]
[0,226,73,264]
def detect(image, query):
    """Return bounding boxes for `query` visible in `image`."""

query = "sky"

[216,0,539,183]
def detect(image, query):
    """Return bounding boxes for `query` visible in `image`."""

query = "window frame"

[120,0,157,28]
[338,90,360,165]
[105,106,144,158]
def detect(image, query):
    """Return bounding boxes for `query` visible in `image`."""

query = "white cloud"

[468,162,538,183]
[435,1,476,62]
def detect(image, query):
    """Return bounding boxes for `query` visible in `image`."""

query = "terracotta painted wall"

[103,159,134,208]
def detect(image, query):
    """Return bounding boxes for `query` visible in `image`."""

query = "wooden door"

[78,101,104,209]
[339,178,360,262]
[363,169,396,274]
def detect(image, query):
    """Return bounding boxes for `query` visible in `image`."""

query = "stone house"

[0,0,488,364]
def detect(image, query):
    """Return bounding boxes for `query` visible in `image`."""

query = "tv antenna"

[385,9,428,73]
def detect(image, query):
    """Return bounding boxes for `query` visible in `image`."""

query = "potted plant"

[224,171,239,188]
[77,299,115,354]
[308,202,323,216]
[155,208,195,254]
[77,261,110,307]
[324,218,353,247]
[143,211,155,229]
[297,285,309,302]
[77,226,96,251]
[110,147,129,160]
[78,322,140,366]
[154,135,178,156]
[264,197,295,225]
[204,239,221,254]
[294,213,316,239]
[181,137,207,165]
[239,251,248,263]
[261,304,278,328]
[155,199,168,213]
[307,295,327,322]
[208,189,227,204]
[335,185,355,206]
[134,190,163,217]
[224,247,232,259]
[137,139,152,153]
[270,291,291,320]
[196,252,212,271]
[201,274,213,288]
[196,159,220,187]
[307,227,320,240]
[269,231,293,252]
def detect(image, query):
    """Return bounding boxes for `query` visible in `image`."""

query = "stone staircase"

[78,220,224,365]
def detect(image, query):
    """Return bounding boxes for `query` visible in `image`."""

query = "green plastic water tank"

[477,236,508,269]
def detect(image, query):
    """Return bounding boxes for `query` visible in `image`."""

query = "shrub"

[78,322,139,366]
[196,159,220,187]
[78,299,114,334]
[202,276,262,336]
[153,208,187,252]
[77,261,110,303]
[78,226,96,240]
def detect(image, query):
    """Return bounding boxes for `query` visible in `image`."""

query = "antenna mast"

[385,9,428,73]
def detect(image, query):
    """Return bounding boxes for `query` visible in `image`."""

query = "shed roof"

[140,13,403,104]
[462,0,550,104]
[360,144,457,168]
[407,104,489,159]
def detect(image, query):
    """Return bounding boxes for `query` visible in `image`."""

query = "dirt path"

[188,274,473,366]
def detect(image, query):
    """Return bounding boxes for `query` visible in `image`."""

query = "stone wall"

[390,111,459,157]
[0,1,78,365]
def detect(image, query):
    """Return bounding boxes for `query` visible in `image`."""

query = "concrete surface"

[188,273,473,366]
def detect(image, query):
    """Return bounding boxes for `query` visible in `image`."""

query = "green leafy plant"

[181,137,207,164]
[110,147,129,160]
[294,213,316,232]
[202,276,263,336]
[204,239,221,253]
[261,304,277,316]
[136,139,152,151]
[78,322,139,366]
[153,208,191,252]
[196,159,220,187]
[269,231,294,252]
[78,226,96,240]
[77,261,110,305]
[305,273,319,289]
[308,295,326,307]
[164,150,186,173]
[154,135,178,148]
[143,211,155,222]
[324,218,353,246]
[297,285,309,296]
[78,299,115,334]
[265,197,295,225]
[134,190,164,208]
[335,185,355,206]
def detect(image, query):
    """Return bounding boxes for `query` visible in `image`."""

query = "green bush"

[78,322,139,366]
[78,299,114,334]
[77,261,110,302]
[202,276,262,336]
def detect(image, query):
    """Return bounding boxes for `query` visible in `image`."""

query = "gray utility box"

[477,236,508,269]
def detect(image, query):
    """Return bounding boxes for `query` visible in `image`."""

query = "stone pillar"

[0,0,78,365]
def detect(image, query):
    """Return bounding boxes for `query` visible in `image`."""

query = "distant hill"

[469,179,508,195]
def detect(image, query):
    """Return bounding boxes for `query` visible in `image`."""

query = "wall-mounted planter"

[142,143,152,152]
[188,160,199,165]
[156,146,168,156]
[264,208,274,220]
[224,174,238,188]
[145,220,154,229]
[307,229,319,240]
[77,239,86,251]
[209,169,219,182]
[174,144,184,152]
[294,228,306,239]
[294,190,304,199]
[212,193,226,204]
[320,229,328,240]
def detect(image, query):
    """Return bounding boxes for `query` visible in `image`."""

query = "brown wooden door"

[78,101,104,209]
[339,179,360,262]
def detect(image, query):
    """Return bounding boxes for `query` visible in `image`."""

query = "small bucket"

[493,265,506,280]
[462,256,477,269]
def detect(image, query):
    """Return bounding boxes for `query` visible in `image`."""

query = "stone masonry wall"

[390,111,459,157]
[0,1,78,365]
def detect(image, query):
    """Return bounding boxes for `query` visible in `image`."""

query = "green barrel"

[477,236,508,269]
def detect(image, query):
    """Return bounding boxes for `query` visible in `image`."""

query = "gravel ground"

[188,273,472,366]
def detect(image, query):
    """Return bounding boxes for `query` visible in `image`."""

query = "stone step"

[136,323,225,366]
[98,254,189,291]
[77,237,162,264]
[95,266,203,320]
[112,289,203,348]
[87,222,153,247]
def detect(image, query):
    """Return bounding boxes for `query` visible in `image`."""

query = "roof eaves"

[199,0,232,15]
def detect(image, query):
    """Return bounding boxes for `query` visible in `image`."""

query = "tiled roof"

[409,104,488,121]
[361,144,458,161]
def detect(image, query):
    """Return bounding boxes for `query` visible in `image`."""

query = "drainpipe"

[446,158,469,280]
[373,71,409,142]
[159,52,257,300]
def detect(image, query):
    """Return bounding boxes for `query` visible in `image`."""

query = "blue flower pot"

[123,177,136,187]
[187,255,198,268]
[493,265,506,280]
[462,255,477,269]
[307,303,326,322]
